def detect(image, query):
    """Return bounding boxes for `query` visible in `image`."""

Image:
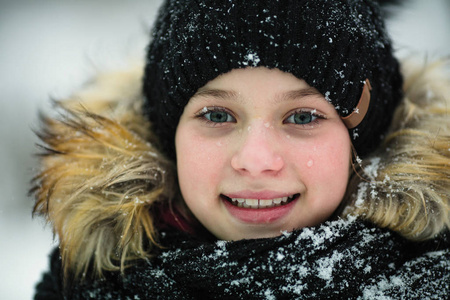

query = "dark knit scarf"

[36,217,449,300]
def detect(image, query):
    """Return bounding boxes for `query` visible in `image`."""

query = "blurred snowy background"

[0,0,449,299]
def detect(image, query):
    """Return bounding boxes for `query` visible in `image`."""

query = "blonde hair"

[344,59,450,240]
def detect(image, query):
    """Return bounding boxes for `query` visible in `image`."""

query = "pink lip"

[222,194,298,224]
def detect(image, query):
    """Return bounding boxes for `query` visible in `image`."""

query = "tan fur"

[344,58,450,240]
[31,66,176,278]
[32,58,450,279]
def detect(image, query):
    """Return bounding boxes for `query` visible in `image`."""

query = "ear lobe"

[341,79,372,129]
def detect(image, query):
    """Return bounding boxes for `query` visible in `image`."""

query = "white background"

[0,0,449,299]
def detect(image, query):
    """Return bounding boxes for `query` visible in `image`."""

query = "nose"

[231,123,284,176]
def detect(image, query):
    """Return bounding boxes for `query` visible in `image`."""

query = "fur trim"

[31,66,176,278]
[31,58,450,278]
[345,58,450,240]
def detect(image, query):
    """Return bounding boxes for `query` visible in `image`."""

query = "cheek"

[175,127,228,198]
[288,129,351,195]
[311,131,351,193]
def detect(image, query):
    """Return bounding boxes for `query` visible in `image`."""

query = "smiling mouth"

[221,194,300,209]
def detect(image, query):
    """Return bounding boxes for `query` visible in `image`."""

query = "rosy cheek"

[291,131,350,186]
[313,132,351,193]
[179,133,227,186]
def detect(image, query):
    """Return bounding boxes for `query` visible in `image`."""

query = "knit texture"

[36,218,449,299]
[143,0,403,159]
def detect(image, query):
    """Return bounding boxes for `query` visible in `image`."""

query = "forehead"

[190,67,325,105]
[200,67,311,88]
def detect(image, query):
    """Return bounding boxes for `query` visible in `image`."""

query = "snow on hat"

[143,0,403,159]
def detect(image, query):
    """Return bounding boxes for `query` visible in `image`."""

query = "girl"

[33,0,449,299]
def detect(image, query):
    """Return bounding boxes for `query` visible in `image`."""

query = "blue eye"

[203,110,235,123]
[285,111,317,124]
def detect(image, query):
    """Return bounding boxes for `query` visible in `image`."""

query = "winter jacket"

[32,58,450,299]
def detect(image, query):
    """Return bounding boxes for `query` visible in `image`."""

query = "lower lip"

[222,197,297,224]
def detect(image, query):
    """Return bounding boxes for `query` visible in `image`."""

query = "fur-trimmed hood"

[31,58,450,277]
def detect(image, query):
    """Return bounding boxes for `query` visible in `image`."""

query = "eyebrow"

[192,89,240,102]
[276,87,323,103]
[191,87,322,103]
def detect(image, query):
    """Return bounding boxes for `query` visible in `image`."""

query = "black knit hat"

[143,0,403,159]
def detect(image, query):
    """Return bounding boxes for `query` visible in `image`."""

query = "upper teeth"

[230,196,293,208]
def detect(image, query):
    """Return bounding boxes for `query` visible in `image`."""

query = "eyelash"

[283,109,326,127]
[195,106,236,126]
[195,107,326,127]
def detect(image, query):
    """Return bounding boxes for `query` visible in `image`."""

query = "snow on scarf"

[39,217,449,299]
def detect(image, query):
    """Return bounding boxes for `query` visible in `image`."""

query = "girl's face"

[175,67,351,241]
